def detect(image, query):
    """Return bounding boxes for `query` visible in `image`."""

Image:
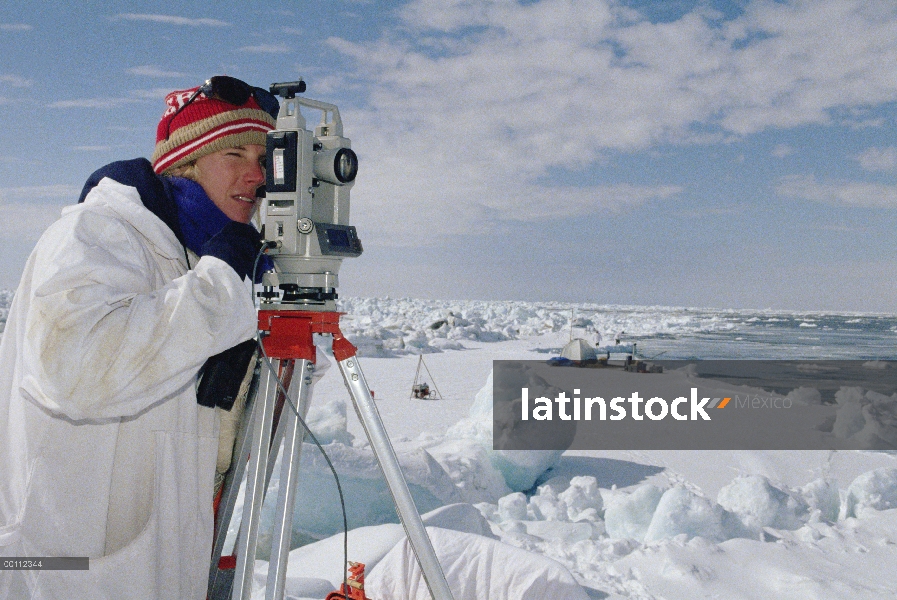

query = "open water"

[616,309,897,360]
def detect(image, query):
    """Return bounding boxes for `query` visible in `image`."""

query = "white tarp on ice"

[252,503,501,598]
[365,526,590,600]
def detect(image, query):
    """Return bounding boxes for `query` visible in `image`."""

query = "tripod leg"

[209,360,314,600]
[209,362,260,597]
[338,356,455,600]
[209,359,297,599]
[265,359,316,599]
[264,361,296,496]
[231,361,281,600]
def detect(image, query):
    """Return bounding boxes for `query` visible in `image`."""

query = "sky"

[1,0,896,312]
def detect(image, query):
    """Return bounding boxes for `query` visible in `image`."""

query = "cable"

[251,245,350,600]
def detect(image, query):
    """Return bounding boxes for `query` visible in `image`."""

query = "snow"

[3,292,897,598]
[240,299,897,600]
[841,467,897,518]
[831,388,897,449]
[717,475,810,532]
[604,485,665,543]
[643,486,743,543]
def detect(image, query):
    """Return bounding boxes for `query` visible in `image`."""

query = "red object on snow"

[325,561,372,600]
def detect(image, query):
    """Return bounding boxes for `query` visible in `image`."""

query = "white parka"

[0,177,257,598]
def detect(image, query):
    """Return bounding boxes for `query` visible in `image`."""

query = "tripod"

[208,309,455,600]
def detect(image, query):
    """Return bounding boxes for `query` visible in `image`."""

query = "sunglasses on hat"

[164,75,280,140]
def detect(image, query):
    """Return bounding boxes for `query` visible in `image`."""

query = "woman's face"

[194,144,266,223]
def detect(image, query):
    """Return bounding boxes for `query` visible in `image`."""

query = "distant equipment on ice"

[548,326,663,373]
[561,338,598,364]
[410,355,443,399]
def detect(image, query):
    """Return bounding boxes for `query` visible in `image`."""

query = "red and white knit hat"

[151,85,276,175]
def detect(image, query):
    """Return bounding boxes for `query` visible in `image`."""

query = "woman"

[0,76,276,598]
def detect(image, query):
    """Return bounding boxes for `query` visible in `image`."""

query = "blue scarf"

[169,177,273,282]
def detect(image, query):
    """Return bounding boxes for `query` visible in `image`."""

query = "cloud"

[72,146,114,152]
[0,185,81,240]
[800,223,869,233]
[0,23,31,31]
[126,65,188,78]
[856,147,897,173]
[374,0,897,141]
[676,204,744,218]
[772,144,795,158]
[703,2,897,135]
[238,44,291,54]
[0,202,66,242]
[132,87,181,100]
[0,184,81,245]
[0,74,32,87]
[114,13,229,27]
[776,174,897,208]
[0,184,81,203]
[48,97,142,109]
[322,0,897,240]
